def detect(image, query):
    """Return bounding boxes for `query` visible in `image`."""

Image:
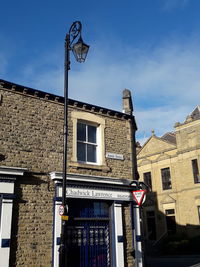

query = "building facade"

[137,107,200,244]
[0,79,140,267]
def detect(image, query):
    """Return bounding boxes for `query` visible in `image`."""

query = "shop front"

[51,172,137,267]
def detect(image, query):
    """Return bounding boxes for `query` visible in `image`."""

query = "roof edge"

[0,79,136,123]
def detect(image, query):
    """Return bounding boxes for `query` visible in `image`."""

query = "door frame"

[51,172,135,267]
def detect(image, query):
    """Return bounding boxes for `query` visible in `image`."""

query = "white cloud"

[69,38,200,139]
[160,0,191,10]
[132,39,200,142]
[135,105,191,145]
[9,35,200,146]
[17,49,64,95]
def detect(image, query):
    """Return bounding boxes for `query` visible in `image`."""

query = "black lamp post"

[59,21,89,267]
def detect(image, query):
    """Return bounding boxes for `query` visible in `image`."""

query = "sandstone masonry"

[0,79,138,267]
[137,106,200,245]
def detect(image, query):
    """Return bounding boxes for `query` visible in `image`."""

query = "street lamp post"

[59,21,89,267]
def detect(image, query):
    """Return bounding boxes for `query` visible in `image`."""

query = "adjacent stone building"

[0,79,140,267]
[137,107,200,244]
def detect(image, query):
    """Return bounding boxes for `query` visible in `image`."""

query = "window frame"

[0,167,26,267]
[165,208,176,234]
[161,167,172,190]
[145,209,156,240]
[71,111,106,167]
[198,206,200,223]
[77,121,98,164]
[143,171,152,190]
[192,159,200,184]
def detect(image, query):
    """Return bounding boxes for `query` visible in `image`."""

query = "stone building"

[0,79,140,267]
[137,107,200,244]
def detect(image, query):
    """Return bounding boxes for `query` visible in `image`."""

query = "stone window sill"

[69,162,110,172]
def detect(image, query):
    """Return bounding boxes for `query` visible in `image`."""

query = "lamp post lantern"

[59,21,89,267]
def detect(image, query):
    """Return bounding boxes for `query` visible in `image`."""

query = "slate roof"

[161,132,176,144]
[190,106,200,120]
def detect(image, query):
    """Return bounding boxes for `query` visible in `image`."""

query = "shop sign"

[58,186,132,201]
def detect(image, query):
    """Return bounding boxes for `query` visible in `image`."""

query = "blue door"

[66,200,111,267]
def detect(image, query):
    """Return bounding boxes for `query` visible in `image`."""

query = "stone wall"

[1,88,133,178]
[123,204,135,267]
[0,83,135,266]
[10,173,54,267]
[138,118,200,242]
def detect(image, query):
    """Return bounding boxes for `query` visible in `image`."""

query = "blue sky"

[1,0,200,143]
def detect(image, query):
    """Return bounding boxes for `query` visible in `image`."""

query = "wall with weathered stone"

[0,83,135,266]
[138,120,200,241]
[1,88,133,178]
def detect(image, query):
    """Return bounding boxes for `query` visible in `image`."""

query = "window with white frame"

[77,122,97,163]
[71,111,106,167]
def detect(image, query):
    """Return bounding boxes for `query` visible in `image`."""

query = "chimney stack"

[122,89,133,115]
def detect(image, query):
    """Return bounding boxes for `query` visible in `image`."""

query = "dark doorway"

[65,199,111,267]
[165,209,176,235]
[146,210,156,240]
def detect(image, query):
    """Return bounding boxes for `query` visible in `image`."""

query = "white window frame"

[71,111,106,166]
[77,121,98,164]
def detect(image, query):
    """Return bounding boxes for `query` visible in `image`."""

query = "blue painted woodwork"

[66,200,111,266]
